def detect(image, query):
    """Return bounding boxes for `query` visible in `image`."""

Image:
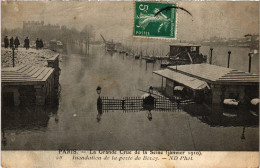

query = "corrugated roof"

[2,65,54,85]
[167,64,259,84]
[153,69,210,90]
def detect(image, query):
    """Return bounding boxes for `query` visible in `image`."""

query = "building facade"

[154,64,259,105]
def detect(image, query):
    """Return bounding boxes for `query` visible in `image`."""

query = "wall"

[165,79,174,97]
[211,84,259,104]
[2,71,55,106]
[47,54,60,105]
[2,86,20,106]
[33,72,55,106]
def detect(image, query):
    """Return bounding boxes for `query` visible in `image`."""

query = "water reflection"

[1,105,59,148]
[147,111,152,121]
[183,104,258,128]
[96,98,103,122]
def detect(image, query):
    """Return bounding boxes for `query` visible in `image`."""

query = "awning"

[153,69,210,90]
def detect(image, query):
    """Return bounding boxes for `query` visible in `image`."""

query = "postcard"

[1,1,259,167]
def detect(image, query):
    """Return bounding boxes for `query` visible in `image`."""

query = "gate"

[99,96,195,113]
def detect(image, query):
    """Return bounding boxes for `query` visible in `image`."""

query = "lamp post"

[149,86,153,95]
[12,46,15,67]
[175,60,178,72]
[96,86,102,122]
[227,51,231,68]
[96,86,101,98]
[175,58,179,72]
[248,52,253,73]
[210,48,213,64]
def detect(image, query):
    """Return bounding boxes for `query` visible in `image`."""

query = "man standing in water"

[4,36,9,48]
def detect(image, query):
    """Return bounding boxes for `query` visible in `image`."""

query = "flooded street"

[2,44,259,151]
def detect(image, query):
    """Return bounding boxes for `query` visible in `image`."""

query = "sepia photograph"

[1,1,259,165]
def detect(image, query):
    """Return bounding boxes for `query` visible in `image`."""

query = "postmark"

[133,1,177,39]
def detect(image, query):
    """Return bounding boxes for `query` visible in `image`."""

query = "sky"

[1,1,259,41]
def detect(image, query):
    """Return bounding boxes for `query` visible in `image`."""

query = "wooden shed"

[154,64,259,105]
[2,65,55,106]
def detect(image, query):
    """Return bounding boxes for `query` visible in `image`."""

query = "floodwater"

[1,44,259,151]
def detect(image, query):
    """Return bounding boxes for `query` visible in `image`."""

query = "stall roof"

[153,69,210,90]
[2,65,54,85]
[167,64,259,84]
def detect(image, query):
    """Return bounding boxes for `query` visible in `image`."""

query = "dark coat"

[24,38,30,48]
[39,40,43,48]
[10,38,14,47]
[36,39,40,49]
[4,37,9,48]
[14,38,20,46]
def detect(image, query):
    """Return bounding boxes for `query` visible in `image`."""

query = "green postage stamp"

[133,1,177,39]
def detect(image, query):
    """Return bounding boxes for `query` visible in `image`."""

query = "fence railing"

[99,96,195,113]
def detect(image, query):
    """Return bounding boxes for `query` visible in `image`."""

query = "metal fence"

[100,96,195,113]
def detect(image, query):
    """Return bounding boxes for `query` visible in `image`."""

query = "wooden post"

[210,48,213,64]
[161,77,164,91]
[248,53,252,73]
[87,35,90,55]
[176,60,178,72]
[12,47,15,67]
[227,51,231,68]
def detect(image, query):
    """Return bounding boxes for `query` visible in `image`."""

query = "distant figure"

[9,37,14,49]
[143,94,155,111]
[4,36,9,48]
[14,37,20,49]
[36,38,40,50]
[39,39,43,49]
[24,37,30,50]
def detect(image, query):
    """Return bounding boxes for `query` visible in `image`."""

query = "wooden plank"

[226,71,247,74]
[218,80,259,82]
[2,72,20,74]
[42,69,54,81]
[31,67,46,78]
[28,67,41,76]
[16,65,28,71]
[215,81,259,85]
[219,76,259,79]
[2,79,38,83]
[1,74,30,78]
[17,65,31,73]
[216,79,259,82]
[47,54,59,61]
[1,77,30,80]
[2,81,44,85]
[37,68,52,80]
[2,77,36,80]
[222,74,259,77]
[23,66,36,74]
